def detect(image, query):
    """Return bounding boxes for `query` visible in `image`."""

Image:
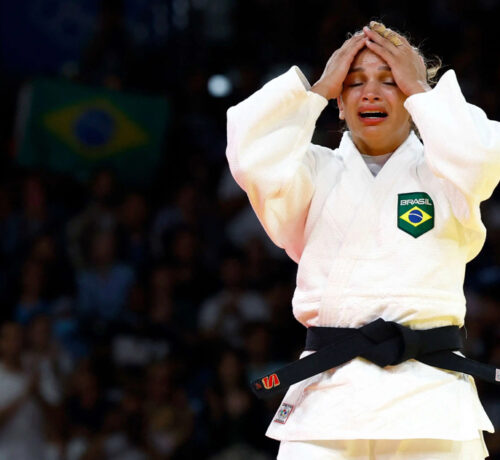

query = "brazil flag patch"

[398,192,434,238]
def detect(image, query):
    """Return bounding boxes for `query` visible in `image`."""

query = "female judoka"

[225,22,499,459]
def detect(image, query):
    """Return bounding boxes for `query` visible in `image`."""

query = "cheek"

[341,93,359,118]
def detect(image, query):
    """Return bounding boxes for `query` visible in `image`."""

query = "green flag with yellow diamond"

[397,192,434,238]
[17,78,168,185]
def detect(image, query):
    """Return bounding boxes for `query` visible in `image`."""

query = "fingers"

[364,25,404,50]
[334,33,366,66]
[363,26,393,52]
[368,22,404,47]
[347,33,368,56]
[344,32,366,51]
[345,34,369,68]
[364,39,394,65]
[363,28,395,63]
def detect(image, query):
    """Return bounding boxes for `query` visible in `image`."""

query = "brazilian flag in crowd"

[17,78,169,185]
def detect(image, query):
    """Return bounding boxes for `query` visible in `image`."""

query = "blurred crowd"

[0,0,499,459]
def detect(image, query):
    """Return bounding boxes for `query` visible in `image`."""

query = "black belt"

[251,318,500,399]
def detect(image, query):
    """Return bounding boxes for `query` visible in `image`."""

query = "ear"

[337,95,345,120]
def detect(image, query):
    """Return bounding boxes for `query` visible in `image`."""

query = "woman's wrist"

[405,81,432,97]
[310,82,331,100]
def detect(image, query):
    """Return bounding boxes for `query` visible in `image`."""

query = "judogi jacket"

[225,66,499,441]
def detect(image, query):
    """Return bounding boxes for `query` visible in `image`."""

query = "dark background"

[0,0,499,459]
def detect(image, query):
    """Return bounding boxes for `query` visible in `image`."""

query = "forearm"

[226,66,327,260]
[405,70,500,201]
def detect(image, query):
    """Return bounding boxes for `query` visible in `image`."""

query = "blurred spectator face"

[149,292,173,325]
[75,371,100,405]
[176,184,198,215]
[90,231,116,266]
[220,257,243,288]
[121,193,148,231]
[147,362,172,403]
[121,388,142,415]
[244,237,267,263]
[127,283,146,314]
[224,387,251,419]
[217,349,243,388]
[244,324,270,362]
[151,266,176,293]
[23,176,46,215]
[91,170,115,205]
[21,260,44,295]
[31,234,56,262]
[172,229,198,264]
[28,315,52,351]
[0,322,24,360]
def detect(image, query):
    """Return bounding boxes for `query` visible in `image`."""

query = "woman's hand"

[363,26,431,96]
[310,33,367,100]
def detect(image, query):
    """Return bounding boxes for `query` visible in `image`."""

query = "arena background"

[0,0,499,458]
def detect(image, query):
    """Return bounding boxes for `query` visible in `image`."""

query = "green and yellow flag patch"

[398,192,434,238]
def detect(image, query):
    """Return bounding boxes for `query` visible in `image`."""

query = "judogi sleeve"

[405,70,500,234]
[226,66,328,262]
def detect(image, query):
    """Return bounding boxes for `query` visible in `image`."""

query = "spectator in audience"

[13,259,50,325]
[6,176,59,263]
[0,322,59,459]
[198,254,269,347]
[243,322,284,384]
[24,314,71,384]
[67,169,119,269]
[143,360,194,458]
[76,229,135,330]
[204,347,265,455]
[116,192,151,273]
[79,0,137,90]
[167,226,216,307]
[65,363,109,443]
[29,233,75,299]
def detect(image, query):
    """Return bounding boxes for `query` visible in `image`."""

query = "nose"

[361,80,381,102]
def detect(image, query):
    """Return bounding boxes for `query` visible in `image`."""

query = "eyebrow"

[348,65,392,74]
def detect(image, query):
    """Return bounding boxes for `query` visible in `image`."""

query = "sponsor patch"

[496,369,500,382]
[398,192,434,238]
[274,403,294,424]
[261,373,280,390]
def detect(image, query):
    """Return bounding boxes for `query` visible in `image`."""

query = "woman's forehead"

[350,48,389,71]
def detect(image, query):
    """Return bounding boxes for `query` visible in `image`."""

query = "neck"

[351,129,411,157]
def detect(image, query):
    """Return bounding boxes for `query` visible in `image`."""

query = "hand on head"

[310,33,366,100]
[363,25,430,97]
[311,24,431,100]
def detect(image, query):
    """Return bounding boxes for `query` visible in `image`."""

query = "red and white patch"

[274,403,294,424]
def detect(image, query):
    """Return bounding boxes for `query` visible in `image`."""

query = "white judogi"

[226,66,499,444]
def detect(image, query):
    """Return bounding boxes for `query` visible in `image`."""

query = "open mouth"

[358,111,388,118]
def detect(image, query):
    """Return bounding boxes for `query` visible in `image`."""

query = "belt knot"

[360,318,422,366]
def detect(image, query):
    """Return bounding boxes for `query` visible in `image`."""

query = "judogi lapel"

[318,132,422,325]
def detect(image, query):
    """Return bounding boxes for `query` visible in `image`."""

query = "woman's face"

[338,48,411,156]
